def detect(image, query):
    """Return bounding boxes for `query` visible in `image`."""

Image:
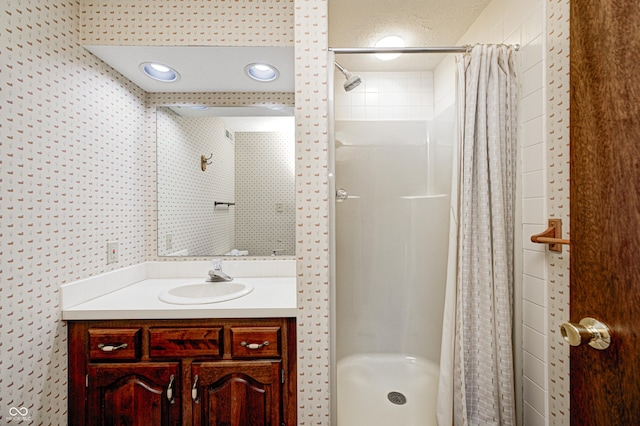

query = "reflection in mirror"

[156,106,295,257]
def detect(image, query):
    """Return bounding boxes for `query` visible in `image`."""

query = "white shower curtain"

[437,44,518,426]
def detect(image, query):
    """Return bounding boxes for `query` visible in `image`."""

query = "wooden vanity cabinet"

[67,318,297,426]
[86,362,181,425]
[191,361,282,425]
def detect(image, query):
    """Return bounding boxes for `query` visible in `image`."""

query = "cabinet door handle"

[167,374,175,404]
[97,343,128,352]
[240,341,270,350]
[191,375,199,404]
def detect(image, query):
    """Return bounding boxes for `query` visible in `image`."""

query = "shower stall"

[330,57,456,425]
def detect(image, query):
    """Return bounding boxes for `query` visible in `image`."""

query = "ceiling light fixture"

[245,63,280,82]
[374,36,405,61]
[140,62,180,82]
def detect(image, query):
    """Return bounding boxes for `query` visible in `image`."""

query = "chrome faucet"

[207,259,233,282]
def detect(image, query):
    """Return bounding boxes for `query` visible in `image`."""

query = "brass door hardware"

[560,317,611,350]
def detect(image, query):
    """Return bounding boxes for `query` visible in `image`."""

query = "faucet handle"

[211,258,222,271]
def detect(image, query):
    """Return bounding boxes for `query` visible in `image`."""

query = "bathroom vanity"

[67,317,296,425]
[62,264,297,426]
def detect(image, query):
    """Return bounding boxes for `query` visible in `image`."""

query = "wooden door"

[87,363,181,426]
[570,1,640,424]
[191,361,282,426]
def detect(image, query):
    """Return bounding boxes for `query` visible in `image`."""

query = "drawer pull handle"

[167,374,175,404]
[98,343,128,352]
[192,375,199,404]
[241,341,270,350]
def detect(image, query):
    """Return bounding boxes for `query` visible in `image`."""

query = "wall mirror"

[156,105,296,257]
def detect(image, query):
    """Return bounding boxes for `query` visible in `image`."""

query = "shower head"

[334,61,362,92]
[343,73,362,92]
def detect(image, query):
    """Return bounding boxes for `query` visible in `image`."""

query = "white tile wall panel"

[523,250,547,279]
[522,198,546,225]
[524,350,548,389]
[524,300,547,334]
[523,325,547,362]
[524,402,547,426]
[521,89,545,122]
[523,170,546,198]
[522,116,546,148]
[334,71,435,122]
[522,143,545,173]
[523,274,547,308]
[522,62,545,98]
[524,377,548,418]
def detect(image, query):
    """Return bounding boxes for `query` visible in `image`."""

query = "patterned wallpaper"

[1,1,149,423]
[235,131,296,257]
[156,109,235,256]
[80,0,295,46]
[1,1,303,424]
[546,0,571,423]
[294,0,332,423]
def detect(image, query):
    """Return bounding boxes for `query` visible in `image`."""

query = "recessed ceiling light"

[374,36,405,61]
[140,62,180,82]
[187,105,209,111]
[245,63,280,82]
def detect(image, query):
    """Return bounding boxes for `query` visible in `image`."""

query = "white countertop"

[62,276,297,320]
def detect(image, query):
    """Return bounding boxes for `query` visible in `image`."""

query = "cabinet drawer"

[149,327,223,358]
[88,328,141,361]
[230,326,281,358]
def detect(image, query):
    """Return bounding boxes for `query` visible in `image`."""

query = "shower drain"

[387,391,407,405]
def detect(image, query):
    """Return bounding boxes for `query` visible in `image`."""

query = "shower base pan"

[337,353,439,426]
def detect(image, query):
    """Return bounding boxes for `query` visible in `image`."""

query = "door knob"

[560,317,611,350]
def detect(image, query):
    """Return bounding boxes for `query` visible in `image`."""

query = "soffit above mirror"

[86,45,295,92]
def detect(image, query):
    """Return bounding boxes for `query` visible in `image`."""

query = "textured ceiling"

[329,0,491,71]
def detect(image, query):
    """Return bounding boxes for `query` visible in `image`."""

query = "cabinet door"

[191,361,282,426]
[87,363,180,426]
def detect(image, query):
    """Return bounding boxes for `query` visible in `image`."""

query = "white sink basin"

[158,281,254,305]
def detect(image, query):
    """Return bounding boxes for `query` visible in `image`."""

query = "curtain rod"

[329,45,519,54]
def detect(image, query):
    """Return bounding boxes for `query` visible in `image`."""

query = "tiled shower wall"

[333,71,435,121]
